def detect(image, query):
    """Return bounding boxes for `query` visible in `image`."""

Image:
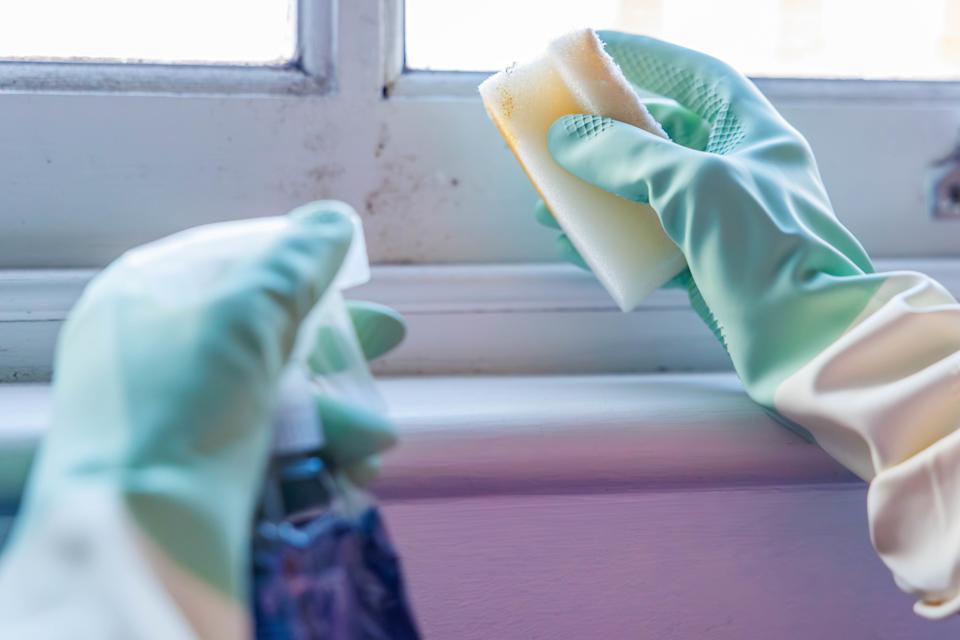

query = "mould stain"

[308,164,345,186]
[365,157,429,218]
[303,132,326,153]
[364,146,465,262]
[375,123,390,159]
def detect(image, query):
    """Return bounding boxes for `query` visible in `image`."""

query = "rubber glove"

[544,31,960,619]
[534,90,710,276]
[0,300,405,529]
[0,202,404,639]
[309,299,406,486]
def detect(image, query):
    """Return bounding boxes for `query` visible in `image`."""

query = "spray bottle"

[253,206,420,639]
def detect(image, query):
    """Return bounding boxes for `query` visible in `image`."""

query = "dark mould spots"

[450,177,460,188]
[308,164,345,185]
[303,133,326,153]
[375,124,389,159]
[364,159,430,220]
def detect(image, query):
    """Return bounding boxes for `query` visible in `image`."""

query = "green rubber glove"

[541,31,960,619]
[534,88,709,287]
[1,202,405,636]
[0,300,406,505]
[313,299,406,485]
[0,300,405,510]
[545,30,877,408]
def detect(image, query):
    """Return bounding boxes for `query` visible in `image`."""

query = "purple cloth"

[252,504,421,640]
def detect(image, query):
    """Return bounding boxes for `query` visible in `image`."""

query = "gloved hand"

[320,300,406,484]
[541,31,960,619]
[0,201,405,638]
[0,300,405,513]
[534,88,710,283]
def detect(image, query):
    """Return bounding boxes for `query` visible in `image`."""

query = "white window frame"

[385,0,960,259]
[0,0,336,96]
[2,0,960,382]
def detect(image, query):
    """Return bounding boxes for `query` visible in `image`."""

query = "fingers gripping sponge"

[479,28,686,311]
[602,38,745,155]
[562,114,615,139]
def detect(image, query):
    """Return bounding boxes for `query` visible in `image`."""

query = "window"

[406,0,960,80]
[394,0,960,263]
[0,0,331,95]
[2,1,960,382]
[0,0,296,66]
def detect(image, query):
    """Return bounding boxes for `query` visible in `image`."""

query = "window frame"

[379,0,960,262]
[389,69,960,104]
[2,0,960,380]
[0,0,336,96]
[386,1,960,104]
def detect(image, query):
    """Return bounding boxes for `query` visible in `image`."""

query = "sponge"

[479,29,685,311]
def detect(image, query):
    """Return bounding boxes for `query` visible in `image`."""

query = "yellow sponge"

[479,28,685,311]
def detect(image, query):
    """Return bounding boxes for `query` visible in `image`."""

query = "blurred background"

[407,0,960,79]
[3,0,960,80]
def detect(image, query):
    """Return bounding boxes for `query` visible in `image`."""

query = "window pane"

[0,0,296,65]
[406,0,960,80]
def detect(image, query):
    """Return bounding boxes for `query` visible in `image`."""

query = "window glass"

[406,0,960,80]
[0,0,297,65]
